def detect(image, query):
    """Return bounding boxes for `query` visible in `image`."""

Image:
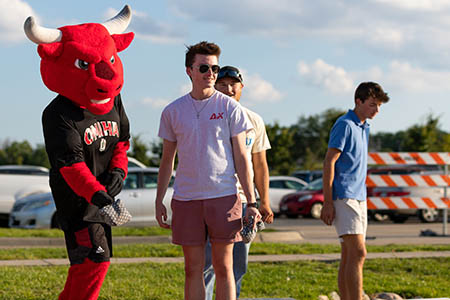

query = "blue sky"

[1,0,449,147]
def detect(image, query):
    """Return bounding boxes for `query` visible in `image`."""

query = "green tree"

[1,140,33,165]
[128,135,152,167]
[291,108,345,170]
[371,114,450,152]
[29,144,50,168]
[265,122,296,175]
[402,114,449,152]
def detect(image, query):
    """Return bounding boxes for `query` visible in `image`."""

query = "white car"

[1,157,145,225]
[268,176,307,215]
[9,167,174,228]
[0,166,51,225]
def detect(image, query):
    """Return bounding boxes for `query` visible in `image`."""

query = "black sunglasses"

[193,64,220,74]
[218,69,242,82]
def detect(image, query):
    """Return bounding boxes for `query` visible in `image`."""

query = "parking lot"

[266,215,450,245]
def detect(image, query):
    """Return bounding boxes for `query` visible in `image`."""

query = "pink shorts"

[171,194,243,246]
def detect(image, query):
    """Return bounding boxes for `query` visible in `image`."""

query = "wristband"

[247,202,259,209]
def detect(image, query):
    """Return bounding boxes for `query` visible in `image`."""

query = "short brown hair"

[355,82,389,103]
[185,41,221,68]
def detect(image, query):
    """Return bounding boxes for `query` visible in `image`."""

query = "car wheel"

[389,214,409,223]
[419,208,439,223]
[51,213,60,229]
[310,203,323,219]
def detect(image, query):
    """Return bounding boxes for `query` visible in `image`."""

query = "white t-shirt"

[158,91,253,201]
[237,106,271,202]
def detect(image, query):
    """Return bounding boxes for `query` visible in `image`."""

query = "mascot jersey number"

[24,5,134,300]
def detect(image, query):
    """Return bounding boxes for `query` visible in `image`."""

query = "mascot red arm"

[25,5,134,300]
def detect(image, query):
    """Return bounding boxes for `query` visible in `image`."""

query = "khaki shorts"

[171,194,243,246]
[334,198,367,242]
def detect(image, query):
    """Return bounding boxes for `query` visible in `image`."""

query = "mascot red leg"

[59,260,110,300]
[24,5,134,300]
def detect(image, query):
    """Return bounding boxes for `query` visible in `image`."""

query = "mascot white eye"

[74,59,89,70]
[110,55,115,64]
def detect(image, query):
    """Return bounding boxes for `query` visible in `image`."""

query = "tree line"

[1,109,449,175]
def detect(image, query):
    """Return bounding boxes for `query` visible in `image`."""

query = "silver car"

[9,167,174,228]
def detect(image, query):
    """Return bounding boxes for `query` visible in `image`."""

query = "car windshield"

[304,178,323,191]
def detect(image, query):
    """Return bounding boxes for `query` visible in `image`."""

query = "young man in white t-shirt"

[155,42,261,300]
[203,66,273,299]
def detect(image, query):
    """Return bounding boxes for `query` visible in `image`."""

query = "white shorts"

[334,198,367,242]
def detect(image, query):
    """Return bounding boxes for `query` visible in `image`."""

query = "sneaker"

[240,216,265,243]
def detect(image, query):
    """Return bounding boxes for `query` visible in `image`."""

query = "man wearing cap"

[203,66,273,299]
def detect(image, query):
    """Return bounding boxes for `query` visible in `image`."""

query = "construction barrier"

[366,174,450,187]
[368,152,450,165]
[367,152,449,235]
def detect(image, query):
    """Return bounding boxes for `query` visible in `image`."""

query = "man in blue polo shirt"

[321,82,389,300]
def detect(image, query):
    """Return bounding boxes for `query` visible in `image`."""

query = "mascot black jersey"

[42,94,130,229]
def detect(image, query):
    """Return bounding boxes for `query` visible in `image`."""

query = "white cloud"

[168,0,450,67]
[106,7,185,44]
[379,60,450,92]
[0,0,36,43]
[373,0,450,11]
[304,59,450,94]
[298,59,354,94]
[241,71,283,103]
[141,97,170,108]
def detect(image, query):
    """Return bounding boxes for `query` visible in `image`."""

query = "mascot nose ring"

[95,61,114,80]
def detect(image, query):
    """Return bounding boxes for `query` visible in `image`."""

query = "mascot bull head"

[24,5,134,115]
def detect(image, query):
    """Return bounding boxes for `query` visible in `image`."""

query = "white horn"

[24,16,62,44]
[102,5,132,35]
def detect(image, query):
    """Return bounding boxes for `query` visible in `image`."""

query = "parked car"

[291,170,322,184]
[279,178,324,219]
[268,176,307,215]
[0,165,49,175]
[9,167,175,228]
[1,158,145,226]
[0,167,50,225]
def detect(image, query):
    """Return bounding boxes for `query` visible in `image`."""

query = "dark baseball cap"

[217,66,243,83]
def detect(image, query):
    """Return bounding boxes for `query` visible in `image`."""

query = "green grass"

[0,226,171,238]
[1,243,449,260]
[0,258,448,299]
[249,242,450,255]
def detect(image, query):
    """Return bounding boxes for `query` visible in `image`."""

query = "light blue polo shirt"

[328,110,370,201]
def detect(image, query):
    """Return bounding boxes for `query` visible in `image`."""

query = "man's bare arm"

[252,150,273,223]
[155,139,177,228]
[320,148,341,226]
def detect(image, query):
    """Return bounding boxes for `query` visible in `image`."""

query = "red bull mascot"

[24,5,134,300]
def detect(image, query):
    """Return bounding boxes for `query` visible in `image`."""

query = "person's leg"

[183,244,206,300]
[337,239,349,300]
[341,234,366,300]
[212,242,236,300]
[233,240,250,297]
[334,199,367,300]
[59,224,111,300]
[204,238,216,300]
[59,259,110,300]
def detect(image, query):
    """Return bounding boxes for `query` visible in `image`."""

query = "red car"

[279,178,324,219]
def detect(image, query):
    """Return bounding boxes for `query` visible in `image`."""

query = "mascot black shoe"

[24,5,134,300]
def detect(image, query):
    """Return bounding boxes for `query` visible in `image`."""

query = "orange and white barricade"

[367,152,449,235]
